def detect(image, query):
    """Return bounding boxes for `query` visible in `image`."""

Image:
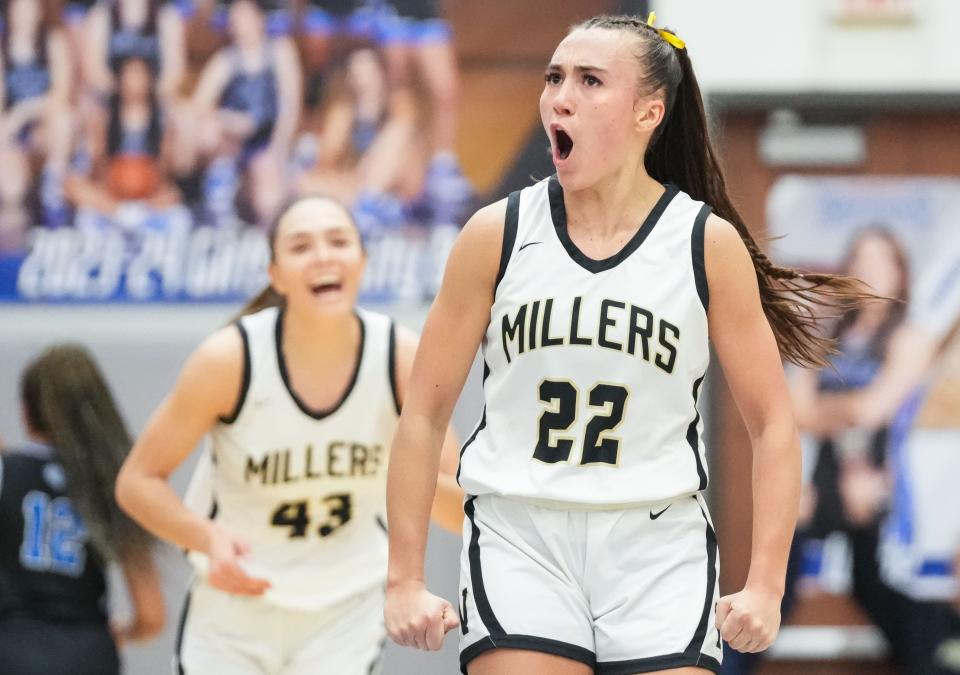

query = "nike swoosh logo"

[518,241,542,251]
[649,504,672,520]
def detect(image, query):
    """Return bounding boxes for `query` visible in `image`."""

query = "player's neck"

[282,307,360,369]
[564,166,664,239]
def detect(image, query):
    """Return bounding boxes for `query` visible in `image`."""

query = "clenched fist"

[385,580,459,651]
[716,587,782,653]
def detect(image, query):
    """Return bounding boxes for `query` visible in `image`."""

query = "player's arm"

[848,324,938,427]
[116,326,269,595]
[706,215,799,654]
[157,3,186,100]
[385,199,505,651]
[393,324,464,535]
[82,3,113,94]
[190,51,231,113]
[268,38,302,156]
[47,30,72,106]
[850,254,960,427]
[112,551,165,643]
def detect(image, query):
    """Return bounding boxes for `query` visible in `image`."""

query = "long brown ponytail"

[20,344,153,564]
[578,15,871,368]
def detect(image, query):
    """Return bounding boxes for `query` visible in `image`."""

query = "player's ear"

[634,97,665,134]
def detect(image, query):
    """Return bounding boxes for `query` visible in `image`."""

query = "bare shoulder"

[447,199,508,277]
[186,324,245,380]
[704,213,754,280]
[704,214,764,323]
[704,213,749,255]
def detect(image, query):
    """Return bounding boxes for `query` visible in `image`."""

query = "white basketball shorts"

[174,580,385,675]
[458,493,722,674]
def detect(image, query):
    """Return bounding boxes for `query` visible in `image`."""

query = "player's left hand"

[715,586,782,653]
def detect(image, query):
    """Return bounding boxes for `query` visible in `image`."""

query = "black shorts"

[0,617,119,675]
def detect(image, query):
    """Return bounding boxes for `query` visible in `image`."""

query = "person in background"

[827,245,960,674]
[0,344,165,675]
[83,0,188,103]
[299,47,425,236]
[191,0,302,226]
[298,0,379,110]
[117,195,462,674]
[66,56,190,243]
[375,0,472,226]
[0,0,73,247]
[724,228,913,675]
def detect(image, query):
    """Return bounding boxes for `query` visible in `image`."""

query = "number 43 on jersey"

[271,493,352,539]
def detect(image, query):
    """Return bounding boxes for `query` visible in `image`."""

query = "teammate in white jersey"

[116,195,462,675]
[383,12,869,675]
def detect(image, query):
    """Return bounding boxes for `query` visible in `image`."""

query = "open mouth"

[553,127,574,160]
[310,281,343,296]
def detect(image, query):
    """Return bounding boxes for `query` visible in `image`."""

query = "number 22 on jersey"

[534,379,629,466]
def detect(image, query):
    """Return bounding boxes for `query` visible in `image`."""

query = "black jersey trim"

[461,635,596,674]
[218,321,251,424]
[494,190,521,294]
[547,175,679,274]
[688,498,719,662]
[596,652,720,675]
[388,321,401,415]
[173,583,195,675]
[456,361,490,485]
[464,495,505,638]
[275,308,366,420]
[367,636,388,675]
[692,204,711,312]
[686,375,708,491]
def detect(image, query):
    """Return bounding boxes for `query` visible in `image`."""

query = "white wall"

[660,0,960,94]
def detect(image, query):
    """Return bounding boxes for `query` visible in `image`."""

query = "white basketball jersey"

[202,306,399,610]
[458,176,712,505]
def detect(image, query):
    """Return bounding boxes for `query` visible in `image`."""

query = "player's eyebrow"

[545,63,609,74]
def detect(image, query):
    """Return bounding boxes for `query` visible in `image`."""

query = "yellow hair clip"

[646,11,686,50]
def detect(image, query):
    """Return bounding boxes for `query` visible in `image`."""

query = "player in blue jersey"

[0,345,165,675]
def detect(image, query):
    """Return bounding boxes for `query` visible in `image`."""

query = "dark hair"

[832,227,909,360]
[576,15,873,368]
[107,57,163,158]
[20,344,153,564]
[236,194,362,318]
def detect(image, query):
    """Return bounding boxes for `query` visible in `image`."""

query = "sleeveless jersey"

[220,44,278,148]
[0,444,108,622]
[203,306,400,610]
[457,176,712,506]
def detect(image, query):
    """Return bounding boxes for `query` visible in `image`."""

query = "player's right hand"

[385,580,459,651]
[206,525,271,596]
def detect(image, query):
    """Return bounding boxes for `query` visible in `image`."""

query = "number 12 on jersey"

[534,380,628,466]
